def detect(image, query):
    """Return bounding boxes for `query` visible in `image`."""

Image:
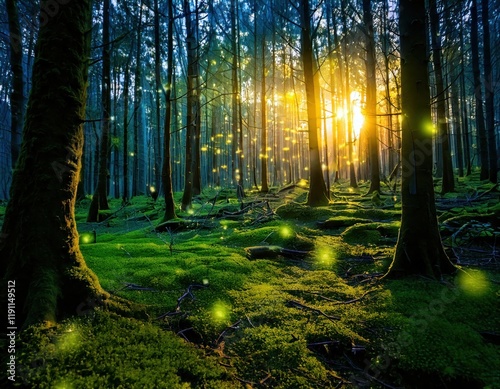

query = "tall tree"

[362,0,380,194]
[470,0,489,180]
[300,0,329,206]
[88,0,112,222]
[181,0,200,210]
[122,55,131,204]
[387,0,455,278]
[429,0,454,193]
[0,0,106,327]
[132,3,144,196]
[481,0,498,184]
[161,0,177,221]
[154,0,163,192]
[260,21,269,193]
[6,0,24,169]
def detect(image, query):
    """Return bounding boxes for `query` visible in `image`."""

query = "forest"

[0,0,499,387]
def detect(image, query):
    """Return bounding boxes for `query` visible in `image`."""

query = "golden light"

[457,270,490,297]
[315,244,337,267]
[57,325,81,353]
[212,301,231,323]
[351,91,364,138]
[279,225,293,238]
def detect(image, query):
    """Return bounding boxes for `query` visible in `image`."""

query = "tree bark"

[387,0,455,279]
[122,57,131,204]
[481,0,498,184]
[260,30,269,193]
[429,0,454,194]
[0,0,107,328]
[300,0,329,206]
[181,0,200,209]
[363,0,380,194]
[6,0,24,170]
[470,0,489,180]
[132,3,144,197]
[161,0,177,221]
[88,0,111,222]
[154,0,163,193]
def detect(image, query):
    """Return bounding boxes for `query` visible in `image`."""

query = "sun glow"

[350,91,364,138]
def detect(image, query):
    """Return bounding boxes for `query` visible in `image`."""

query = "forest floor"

[1,172,500,388]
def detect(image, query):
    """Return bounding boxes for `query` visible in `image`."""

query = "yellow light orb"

[280,225,293,239]
[457,270,489,297]
[212,301,230,322]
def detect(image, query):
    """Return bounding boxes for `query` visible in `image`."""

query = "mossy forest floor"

[1,173,500,388]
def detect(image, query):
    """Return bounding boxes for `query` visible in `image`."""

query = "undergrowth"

[3,176,500,388]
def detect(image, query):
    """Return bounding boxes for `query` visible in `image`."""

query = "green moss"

[275,202,336,221]
[222,224,314,251]
[16,311,237,388]
[341,221,400,245]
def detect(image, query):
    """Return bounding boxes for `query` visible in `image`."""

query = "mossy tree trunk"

[300,0,329,206]
[0,0,107,328]
[387,0,455,279]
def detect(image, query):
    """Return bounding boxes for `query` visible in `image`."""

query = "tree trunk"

[470,0,489,180]
[481,0,498,184]
[260,31,269,193]
[387,0,455,279]
[181,0,198,210]
[154,0,163,193]
[363,0,380,194]
[6,0,24,170]
[429,0,454,194]
[300,0,329,206]
[123,59,131,204]
[459,14,472,176]
[161,0,177,221]
[88,0,111,222]
[0,0,107,328]
[132,3,144,197]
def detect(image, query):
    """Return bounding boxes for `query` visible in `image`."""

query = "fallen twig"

[175,284,208,311]
[287,300,340,321]
[116,282,155,291]
[308,289,377,305]
[155,284,208,320]
[216,319,242,345]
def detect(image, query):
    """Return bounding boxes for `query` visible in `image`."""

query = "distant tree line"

[1,0,499,207]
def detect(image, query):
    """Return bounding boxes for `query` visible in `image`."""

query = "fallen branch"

[117,282,155,291]
[216,319,242,345]
[245,245,310,260]
[287,300,340,321]
[175,284,208,311]
[307,340,341,348]
[155,284,208,320]
[309,289,377,305]
[177,327,193,342]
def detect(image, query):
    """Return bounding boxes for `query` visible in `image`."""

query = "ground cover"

[2,174,499,388]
